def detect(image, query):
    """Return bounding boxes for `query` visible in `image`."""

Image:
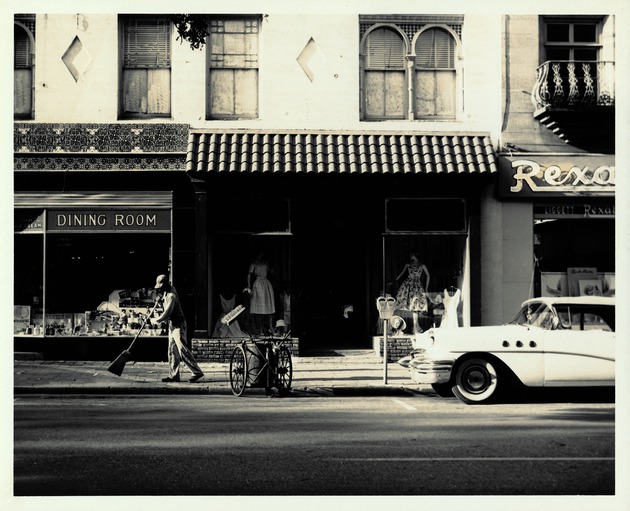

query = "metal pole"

[383,318,388,384]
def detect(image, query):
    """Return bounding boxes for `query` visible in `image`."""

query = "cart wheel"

[229,345,248,396]
[276,346,293,390]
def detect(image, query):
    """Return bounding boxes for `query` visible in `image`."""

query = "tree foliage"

[170,15,209,50]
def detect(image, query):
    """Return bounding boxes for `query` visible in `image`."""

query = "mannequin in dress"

[395,253,430,334]
[212,293,246,337]
[441,286,461,328]
[277,282,291,332]
[245,253,276,335]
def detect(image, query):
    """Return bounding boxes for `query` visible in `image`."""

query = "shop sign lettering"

[15,212,44,233]
[48,210,170,232]
[534,203,615,219]
[510,160,615,194]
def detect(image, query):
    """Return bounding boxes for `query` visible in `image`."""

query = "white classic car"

[398,296,615,404]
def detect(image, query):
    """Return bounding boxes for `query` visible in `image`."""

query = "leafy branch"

[170,15,209,50]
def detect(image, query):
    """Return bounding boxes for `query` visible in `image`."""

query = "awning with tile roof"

[186,131,498,175]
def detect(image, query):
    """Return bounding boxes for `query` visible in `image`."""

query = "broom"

[107,297,162,376]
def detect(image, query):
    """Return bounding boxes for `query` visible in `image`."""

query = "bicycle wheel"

[275,346,293,390]
[229,345,248,396]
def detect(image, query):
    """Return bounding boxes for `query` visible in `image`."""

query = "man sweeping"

[152,274,205,383]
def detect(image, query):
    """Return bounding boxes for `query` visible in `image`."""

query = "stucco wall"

[480,185,533,325]
[29,12,501,140]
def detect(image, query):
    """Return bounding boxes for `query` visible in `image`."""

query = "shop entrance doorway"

[292,196,373,352]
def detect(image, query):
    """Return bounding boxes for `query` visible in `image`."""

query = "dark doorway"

[292,194,373,351]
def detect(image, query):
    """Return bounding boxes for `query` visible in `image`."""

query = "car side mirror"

[551,317,560,330]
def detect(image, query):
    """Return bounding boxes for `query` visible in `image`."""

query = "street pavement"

[14,349,430,397]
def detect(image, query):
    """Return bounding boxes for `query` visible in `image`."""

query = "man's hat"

[155,274,169,289]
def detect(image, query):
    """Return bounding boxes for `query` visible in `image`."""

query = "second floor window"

[415,27,456,119]
[541,17,606,106]
[207,17,259,119]
[364,28,406,119]
[360,17,462,121]
[14,16,35,120]
[544,19,600,62]
[121,17,171,118]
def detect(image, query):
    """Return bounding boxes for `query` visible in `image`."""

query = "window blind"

[366,28,405,69]
[416,28,455,69]
[123,19,171,68]
[14,27,32,67]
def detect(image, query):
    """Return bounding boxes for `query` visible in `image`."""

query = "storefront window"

[381,198,468,335]
[535,213,615,298]
[382,234,467,335]
[45,233,170,336]
[211,233,291,337]
[14,203,172,338]
[209,197,291,338]
[14,210,44,335]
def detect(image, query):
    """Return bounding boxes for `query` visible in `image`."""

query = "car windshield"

[511,302,555,329]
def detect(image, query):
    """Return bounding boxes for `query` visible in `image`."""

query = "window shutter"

[366,28,405,69]
[14,27,32,67]
[207,17,260,119]
[124,19,171,68]
[416,28,455,69]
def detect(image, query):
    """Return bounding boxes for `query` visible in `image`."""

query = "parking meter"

[376,296,396,383]
[376,296,396,320]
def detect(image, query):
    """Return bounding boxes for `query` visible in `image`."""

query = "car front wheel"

[453,357,500,404]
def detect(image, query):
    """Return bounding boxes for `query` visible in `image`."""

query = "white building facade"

[15,8,612,360]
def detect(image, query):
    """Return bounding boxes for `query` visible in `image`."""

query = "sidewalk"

[14,350,431,397]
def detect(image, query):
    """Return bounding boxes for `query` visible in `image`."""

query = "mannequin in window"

[277,281,291,333]
[441,285,461,328]
[245,253,276,336]
[212,291,246,338]
[395,253,430,334]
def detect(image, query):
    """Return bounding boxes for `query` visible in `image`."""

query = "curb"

[14,385,227,395]
[14,384,421,397]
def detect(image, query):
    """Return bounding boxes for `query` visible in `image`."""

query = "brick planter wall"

[372,336,413,363]
[192,337,300,363]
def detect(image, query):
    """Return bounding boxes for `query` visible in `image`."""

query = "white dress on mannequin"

[212,295,246,337]
[441,288,461,328]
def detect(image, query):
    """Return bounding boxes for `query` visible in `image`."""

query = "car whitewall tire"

[453,357,499,404]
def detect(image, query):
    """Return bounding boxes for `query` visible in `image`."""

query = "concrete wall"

[480,184,533,325]
[29,12,501,140]
[501,201,534,319]
[500,15,562,152]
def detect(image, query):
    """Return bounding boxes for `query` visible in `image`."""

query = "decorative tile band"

[14,123,190,153]
[14,155,186,171]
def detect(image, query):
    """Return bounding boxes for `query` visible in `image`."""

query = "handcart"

[222,305,293,397]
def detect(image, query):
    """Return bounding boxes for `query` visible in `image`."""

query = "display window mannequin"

[394,253,430,334]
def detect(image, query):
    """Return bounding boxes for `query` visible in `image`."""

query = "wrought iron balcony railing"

[531,60,615,110]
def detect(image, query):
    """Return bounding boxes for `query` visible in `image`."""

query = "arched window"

[414,27,457,119]
[363,27,406,119]
[14,23,34,119]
